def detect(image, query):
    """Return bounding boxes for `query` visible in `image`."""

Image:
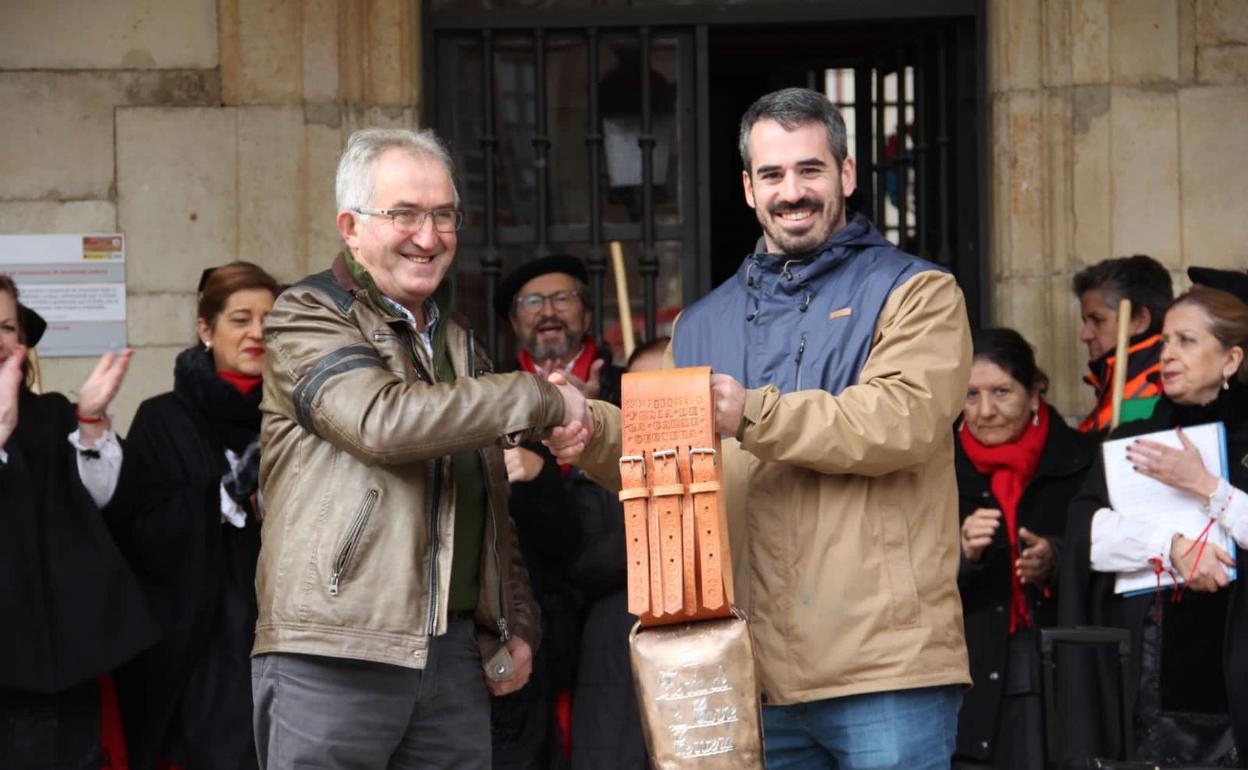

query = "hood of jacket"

[674,213,944,396]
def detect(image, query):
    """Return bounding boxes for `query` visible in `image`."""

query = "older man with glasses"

[484,256,645,768]
[251,128,590,769]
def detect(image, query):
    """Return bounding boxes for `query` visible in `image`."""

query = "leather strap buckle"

[619,454,647,476]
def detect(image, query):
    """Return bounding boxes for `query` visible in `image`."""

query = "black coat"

[493,353,646,769]
[108,348,262,770]
[1060,383,1248,767]
[954,404,1094,761]
[0,389,158,695]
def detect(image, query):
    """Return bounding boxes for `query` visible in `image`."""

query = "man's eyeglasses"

[354,207,464,234]
[514,290,581,316]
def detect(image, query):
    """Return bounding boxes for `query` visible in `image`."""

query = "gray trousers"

[252,619,491,769]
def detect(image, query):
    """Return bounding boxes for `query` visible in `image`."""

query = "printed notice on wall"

[0,234,127,356]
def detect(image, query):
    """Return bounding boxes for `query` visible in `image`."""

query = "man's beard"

[523,318,580,363]
[759,192,844,256]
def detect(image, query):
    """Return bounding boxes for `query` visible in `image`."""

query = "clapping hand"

[1016,527,1055,585]
[76,348,134,436]
[0,345,26,448]
[554,358,604,400]
[960,507,1000,562]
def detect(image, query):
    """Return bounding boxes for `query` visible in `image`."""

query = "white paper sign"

[0,234,127,356]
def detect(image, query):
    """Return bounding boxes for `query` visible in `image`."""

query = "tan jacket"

[255,259,564,669]
[579,270,972,704]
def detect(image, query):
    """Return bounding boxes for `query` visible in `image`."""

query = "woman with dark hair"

[109,262,279,770]
[1063,285,1248,767]
[952,328,1094,770]
[0,274,157,769]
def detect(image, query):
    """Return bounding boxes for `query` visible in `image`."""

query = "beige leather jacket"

[255,257,564,669]
[578,270,973,704]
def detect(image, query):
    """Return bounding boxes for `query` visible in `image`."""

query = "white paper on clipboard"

[1101,422,1237,595]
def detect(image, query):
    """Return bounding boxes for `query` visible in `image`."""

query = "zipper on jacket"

[795,334,807,390]
[482,448,512,643]
[425,458,444,635]
[399,324,443,635]
[329,488,379,596]
[469,327,511,643]
[400,325,434,384]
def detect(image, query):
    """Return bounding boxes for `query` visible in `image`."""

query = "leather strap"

[690,448,724,611]
[678,449,698,617]
[651,450,685,616]
[618,366,734,627]
[619,456,651,617]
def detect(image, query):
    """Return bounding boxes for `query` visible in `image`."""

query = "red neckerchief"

[517,335,599,384]
[517,336,599,475]
[217,370,263,396]
[959,401,1051,634]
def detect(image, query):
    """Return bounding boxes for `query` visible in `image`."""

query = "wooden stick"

[28,347,43,395]
[609,241,636,359]
[1110,298,1132,430]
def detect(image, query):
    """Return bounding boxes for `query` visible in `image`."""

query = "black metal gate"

[425,0,987,364]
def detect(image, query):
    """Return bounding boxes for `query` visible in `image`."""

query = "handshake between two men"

[542,370,747,466]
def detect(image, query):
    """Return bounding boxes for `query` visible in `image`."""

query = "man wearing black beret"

[490,255,645,769]
[493,255,620,402]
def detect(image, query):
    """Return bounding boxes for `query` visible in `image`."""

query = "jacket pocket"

[879,505,921,628]
[329,488,379,596]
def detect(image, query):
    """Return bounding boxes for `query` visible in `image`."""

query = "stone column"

[987,0,1248,420]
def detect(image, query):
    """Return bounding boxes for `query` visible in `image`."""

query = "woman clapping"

[952,328,1094,770]
[0,274,157,769]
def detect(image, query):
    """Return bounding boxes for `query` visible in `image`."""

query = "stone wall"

[4,0,1246,428]
[989,0,1248,419]
[1,0,421,430]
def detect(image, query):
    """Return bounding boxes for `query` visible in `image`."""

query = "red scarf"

[217,370,262,396]
[517,335,600,384]
[959,402,1050,634]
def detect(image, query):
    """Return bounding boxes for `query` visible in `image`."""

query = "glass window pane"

[546,36,590,227]
[599,36,683,227]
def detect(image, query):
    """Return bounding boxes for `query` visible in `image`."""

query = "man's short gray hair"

[738,87,848,174]
[335,128,461,212]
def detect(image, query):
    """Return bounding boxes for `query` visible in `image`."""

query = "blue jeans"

[763,685,961,770]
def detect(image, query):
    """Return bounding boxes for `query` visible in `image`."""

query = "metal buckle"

[619,454,647,481]
[652,448,678,463]
[689,447,717,459]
